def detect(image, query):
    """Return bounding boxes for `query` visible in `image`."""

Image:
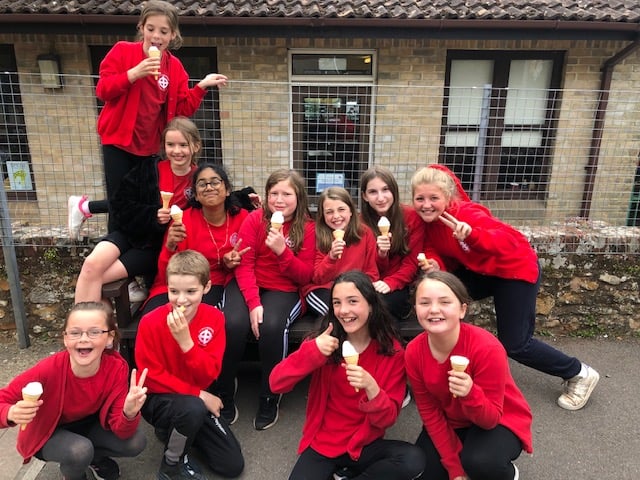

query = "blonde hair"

[410,166,458,204]
[166,250,210,287]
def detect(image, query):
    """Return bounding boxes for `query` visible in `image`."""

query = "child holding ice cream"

[270,270,426,480]
[406,271,532,480]
[217,169,315,430]
[303,186,379,317]
[135,250,244,479]
[359,166,425,322]
[0,302,148,480]
[74,117,200,305]
[68,0,228,237]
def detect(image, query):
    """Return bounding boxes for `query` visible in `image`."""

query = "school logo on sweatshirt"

[158,74,169,90]
[197,327,214,346]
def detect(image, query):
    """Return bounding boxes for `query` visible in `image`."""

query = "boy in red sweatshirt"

[135,250,244,479]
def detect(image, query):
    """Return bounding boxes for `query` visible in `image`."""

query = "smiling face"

[362,176,394,217]
[167,273,211,321]
[267,179,298,222]
[415,278,467,337]
[413,183,449,223]
[165,129,197,172]
[140,13,176,53]
[63,309,114,377]
[194,167,230,210]
[322,198,353,231]
[332,281,372,337]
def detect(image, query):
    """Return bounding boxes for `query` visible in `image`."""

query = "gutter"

[580,37,640,219]
[1,14,640,34]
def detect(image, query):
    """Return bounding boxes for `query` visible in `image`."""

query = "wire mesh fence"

[1,72,639,251]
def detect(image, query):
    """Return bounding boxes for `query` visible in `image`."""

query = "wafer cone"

[450,355,469,398]
[160,191,173,210]
[148,46,161,80]
[333,229,345,259]
[21,382,43,430]
[378,225,390,235]
[343,354,360,392]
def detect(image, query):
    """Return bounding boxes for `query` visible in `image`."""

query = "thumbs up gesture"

[315,323,339,357]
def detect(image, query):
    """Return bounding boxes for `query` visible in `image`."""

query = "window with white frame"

[441,50,564,201]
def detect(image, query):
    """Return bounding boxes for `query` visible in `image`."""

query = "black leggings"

[101,145,156,232]
[415,424,522,480]
[289,439,426,480]
[35,416,146,480]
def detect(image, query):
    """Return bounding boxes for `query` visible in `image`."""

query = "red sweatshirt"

[135,303,226,397]
[422,201,539,284]
[96,41,207,154]
[234,209,315,311]
[405,323,533,480]
[303,226,379,297]
[270,338,406,461]
[374,205,424,291]
[0,351,139,461]
[148,208,249,300]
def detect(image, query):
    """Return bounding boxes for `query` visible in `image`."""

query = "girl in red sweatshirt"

[304,186,379,317]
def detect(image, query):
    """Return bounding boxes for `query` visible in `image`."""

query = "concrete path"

[4,336,640,480]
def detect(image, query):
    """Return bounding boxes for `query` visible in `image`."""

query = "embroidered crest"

[198,327,214,346]
[158,74,169,90]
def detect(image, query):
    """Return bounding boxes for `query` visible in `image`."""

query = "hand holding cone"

[148,46,161,80]
[450,355,469,398]
[342,341,360,392]
[20,381,43,430]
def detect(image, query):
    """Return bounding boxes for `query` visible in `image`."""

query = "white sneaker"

[513,463,519,480]
[68,195,91,240]
[128,281,148,303]
[557,363,600,410]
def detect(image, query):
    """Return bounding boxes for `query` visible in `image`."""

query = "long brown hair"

[315,187,362,253]
[262,169,311,253]
[360,166,409,256]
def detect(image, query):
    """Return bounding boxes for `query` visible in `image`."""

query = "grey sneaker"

[68,195,91,240]
[557,363,600,410]
[128,280,149,303]
[157,454,206,480]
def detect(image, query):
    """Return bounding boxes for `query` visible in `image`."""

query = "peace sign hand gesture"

[439,211,472,241]
[223,238,251,269]
[123,368,148,419]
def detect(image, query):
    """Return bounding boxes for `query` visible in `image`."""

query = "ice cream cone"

[170,205,183,224]
[450,355,469,398]
[270,211,284,231]
[417,253,427,267]
[148,46,161,80]
[377,216,391,235]
[342,341,360,392]
[160,191,173,210]
[333,229,345,259]
[21,382,43,430]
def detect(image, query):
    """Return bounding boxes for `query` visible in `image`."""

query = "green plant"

[42,247,60,262]
[569,315,606,338]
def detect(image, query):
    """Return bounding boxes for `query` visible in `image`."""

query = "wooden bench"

[102,279,423,366]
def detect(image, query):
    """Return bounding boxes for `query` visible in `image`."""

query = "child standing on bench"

[135,250,244,479]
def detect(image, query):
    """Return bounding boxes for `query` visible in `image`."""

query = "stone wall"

[0,225,638,341]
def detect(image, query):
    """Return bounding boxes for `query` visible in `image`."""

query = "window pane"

[504,60,553,125]
[448,60,493,125]
[501,131,543,148]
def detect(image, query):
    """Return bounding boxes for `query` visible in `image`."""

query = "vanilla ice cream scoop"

[148,45,161,80]
[377,216,391,235]
[170,205,183,223]
[270,211,285,231]
[342,341,359,391]
[21,381,43,430]
[417,252,427,266]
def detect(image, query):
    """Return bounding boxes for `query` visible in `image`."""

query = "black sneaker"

[88,457,120,480]
[253,394,281,430]
[220,397,239,425]
[157,454,206,480]
[333,467,358,480]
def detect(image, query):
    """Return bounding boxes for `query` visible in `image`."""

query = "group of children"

[1,1,600,479]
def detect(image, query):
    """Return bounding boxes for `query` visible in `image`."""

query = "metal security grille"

[0,73,639,250]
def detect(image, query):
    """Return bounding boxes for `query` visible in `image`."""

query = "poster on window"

[6,161,33,190]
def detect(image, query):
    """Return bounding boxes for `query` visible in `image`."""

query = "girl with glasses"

[0,302,148,480]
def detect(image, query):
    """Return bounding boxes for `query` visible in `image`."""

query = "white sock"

[578,363,587,378]
[80,198,91,215]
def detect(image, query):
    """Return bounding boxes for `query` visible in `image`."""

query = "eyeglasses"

[196,178,223,190]
[64,328,110,340]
